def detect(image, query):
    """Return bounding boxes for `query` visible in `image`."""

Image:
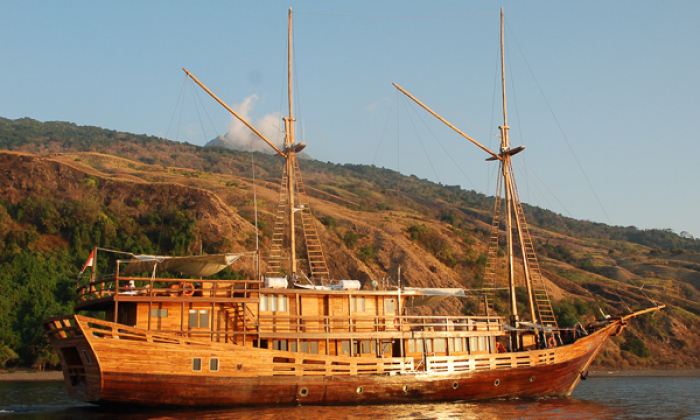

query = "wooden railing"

[258,314,504,335]
[425,351,555,373]
[75,276,260,303]
[43,316,84,341]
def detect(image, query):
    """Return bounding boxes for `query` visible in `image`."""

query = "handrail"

[258,314,504,335]
[76,275,260,302]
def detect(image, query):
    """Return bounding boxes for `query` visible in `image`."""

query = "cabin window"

[300,341,309,353]
[341,340,350,355]
[385,298,395,314]
[82,350,92,364]
[290,341,298,352]
[192,358,202,371]
[469,337,477,353]
[260,294,287,312]
[478,336,487,352]
[382,340,393,355]
[434,338,446,353]
[407,339,416,353]
[454,338,463,352]
[310,341,319,354]
[425,339,433,353]
[209,358,219,372]
[273,340,288,351]
[151,308,168,318]
[351,296,365,312]
[189,309,210,328]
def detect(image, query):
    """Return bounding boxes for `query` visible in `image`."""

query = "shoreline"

[588,369,700,378]
[0,371,63,381]
[2,369,699,381]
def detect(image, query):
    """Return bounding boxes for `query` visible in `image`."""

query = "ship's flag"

[79,250,95,275]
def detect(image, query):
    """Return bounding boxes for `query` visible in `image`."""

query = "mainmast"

[393,8,557,333]
[498,8,537,325]
[285,7,297,276]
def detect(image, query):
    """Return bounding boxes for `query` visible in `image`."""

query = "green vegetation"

[1,116,699,370]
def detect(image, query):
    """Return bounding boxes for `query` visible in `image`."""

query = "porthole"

[299,387,309,397]
[402,385,409,393]
[356,386,364,394]
[494,379,500,387]
[452,381,459,390]
[530,376,536,383]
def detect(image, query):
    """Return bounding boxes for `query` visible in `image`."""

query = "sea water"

[1,377,699,420]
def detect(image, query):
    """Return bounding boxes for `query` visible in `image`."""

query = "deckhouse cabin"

[74,252,506,368]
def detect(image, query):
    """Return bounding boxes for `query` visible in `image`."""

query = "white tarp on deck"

[120,253,242,277]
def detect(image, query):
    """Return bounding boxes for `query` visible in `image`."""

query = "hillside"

[1,116,699,371]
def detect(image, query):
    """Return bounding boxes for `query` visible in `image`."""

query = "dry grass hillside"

[1,117,700,370]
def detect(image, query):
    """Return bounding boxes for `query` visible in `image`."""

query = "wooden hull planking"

[44,314,620,406]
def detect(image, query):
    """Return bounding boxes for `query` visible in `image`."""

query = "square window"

[192,358,202,371]
[151,308,168,318]
[385,298,395,314]
[199,310,210,328]
[189,309,197,327]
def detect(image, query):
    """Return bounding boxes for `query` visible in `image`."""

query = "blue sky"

[1,1,699,237]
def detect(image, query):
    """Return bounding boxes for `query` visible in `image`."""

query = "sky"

[1,1,699,237]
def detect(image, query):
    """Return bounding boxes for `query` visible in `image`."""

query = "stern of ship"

[43,315,102,403]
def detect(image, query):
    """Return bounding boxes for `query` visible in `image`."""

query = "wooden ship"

[43,8,663,406]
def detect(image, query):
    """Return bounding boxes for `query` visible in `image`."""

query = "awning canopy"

[120,253,243,277]
[404,287,468,307]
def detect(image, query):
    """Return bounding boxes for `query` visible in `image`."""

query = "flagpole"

[91,246,97,284]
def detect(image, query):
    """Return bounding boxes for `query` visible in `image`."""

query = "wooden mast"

[392,8,550,330]
[184,8,330,283]
[498,8,536,324]
[285,7,297,276]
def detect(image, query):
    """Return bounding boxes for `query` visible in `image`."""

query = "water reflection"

[5,378,700,420]
[4,398,617,420]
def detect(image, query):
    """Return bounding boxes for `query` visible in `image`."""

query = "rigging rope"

[400,95,478,190]
[399,97,441,184]
[293,12,498,19]
[505,20,611,224]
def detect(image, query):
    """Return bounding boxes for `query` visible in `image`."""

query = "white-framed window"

[209,358,219,372]
[351,296,365,312]
[260,294,287,312]
[189,309,210,328]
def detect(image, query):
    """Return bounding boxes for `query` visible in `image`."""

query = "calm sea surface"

[1,377,699,420]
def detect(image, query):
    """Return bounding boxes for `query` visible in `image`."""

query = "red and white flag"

[79,250,95,275]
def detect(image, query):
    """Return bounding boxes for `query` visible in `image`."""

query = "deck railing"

[76,275,260,303]
[258,314,504,335]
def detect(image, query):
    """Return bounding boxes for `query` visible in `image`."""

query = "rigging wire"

[371,90,398,166]
[190,79,221,140]
[294,12,498,19]
[165,75,189,141]
[401,95,479,190]
[505,20,611,224]
[399,97,441,184]
[187,78,217,142]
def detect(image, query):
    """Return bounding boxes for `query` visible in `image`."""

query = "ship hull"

[44,315,619,407]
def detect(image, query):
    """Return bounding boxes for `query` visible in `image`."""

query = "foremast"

[183,8,330,283]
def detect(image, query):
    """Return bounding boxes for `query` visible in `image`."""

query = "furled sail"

[120,253,242,277]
